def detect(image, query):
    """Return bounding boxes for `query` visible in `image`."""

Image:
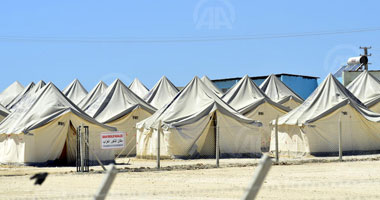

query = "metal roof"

[212,73,319,82]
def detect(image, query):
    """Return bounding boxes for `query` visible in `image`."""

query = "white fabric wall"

[0,112,115,164]
[244,102,287,151]
[270,104,380,156]
[217,111,261,155]
[107,108,152,156]
[281,99,302,110]
[136,111,262,158]
[0,134,26,163]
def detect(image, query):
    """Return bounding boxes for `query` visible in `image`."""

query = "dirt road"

[1,158,380,199]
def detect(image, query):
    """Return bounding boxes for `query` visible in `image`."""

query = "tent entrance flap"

[196,113,216,157]
[57,121,77,165]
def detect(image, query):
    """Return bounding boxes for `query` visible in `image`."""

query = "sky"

[0,0,379,91]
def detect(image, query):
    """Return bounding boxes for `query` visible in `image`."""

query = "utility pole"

[360,46,372,70]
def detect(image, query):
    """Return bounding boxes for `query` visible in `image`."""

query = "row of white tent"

[1,71,380,164]
[0,76,177,164]
[274,71,380,156]
[0,74,301,164]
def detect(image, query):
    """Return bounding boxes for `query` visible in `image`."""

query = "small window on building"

[132,116,139,120]
[258,112,264,116]
[58,122,65,126]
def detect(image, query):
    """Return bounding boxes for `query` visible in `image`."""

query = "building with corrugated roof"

[212,73,319,100]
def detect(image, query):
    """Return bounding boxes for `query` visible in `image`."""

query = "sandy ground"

[1,156,380,199]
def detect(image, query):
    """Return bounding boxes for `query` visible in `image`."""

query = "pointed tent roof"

[6,82,35,110]
[277,74,380,126]
[346,71,380,108]
[129,78,149,98]
[137,76,261,129]
[78,81,108,109]
[62,79,88,105]
[259,74,304,104]
[0,81,24,106]
[222,75,290,114]
[0,82,115,134]
[144,76,179,109]
[6,81,47,111]
[33,80,47,93]
[84,79,156,123]
[201,76,223,96]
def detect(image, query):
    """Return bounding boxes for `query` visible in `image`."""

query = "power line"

[0,27,379,44]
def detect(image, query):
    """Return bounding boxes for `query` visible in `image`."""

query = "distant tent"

[259,74,304,109]
[62,79,88,105]
[129,78,149,98]
[6,82,35,110]
[33,80,47,93]
[347,71,380,113]
[201,76,223,96]
[6,80,46,112]
[144,76,179,109]
[272,74,380,156]
[136,76,262,159]
[85,79,156,156]
[0,104,9,122]
[222,75,289,151]
[0,81,24,107]
[78,81,108,110]
[0,82,116,164]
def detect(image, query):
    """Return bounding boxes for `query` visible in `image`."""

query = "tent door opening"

[198,113,216,157]
[57,121,77,165]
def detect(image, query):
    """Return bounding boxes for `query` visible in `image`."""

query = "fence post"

[157,120,161,170]
[75,126,81,172]
[94,164,118,200]
[274,117,279,164]
[83,139,107,171]
[241,155,272,200]
[80,125,85,172]
[338,114,343,161]
[216,126,220,168]
[85,126,90,172]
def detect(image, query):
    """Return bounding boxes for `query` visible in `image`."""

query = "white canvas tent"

[259,74,304,109]
[6,80,46,112]
[347,71,380,113]
[0,104,9,122]
[62,79,88,105]
[271,74,380,156]
[129,78,149,98]
[0,81,24,107]
[33,80,47,93]
[0,82,116,165]
[144,76,179,109]
[85,79,156,156]
[222,75,290,151]
[78,81,108,110]
[201,76,223,96]
[6,82,35,110]
[136,76,262,159]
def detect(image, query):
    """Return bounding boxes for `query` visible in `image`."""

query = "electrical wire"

[0,27,379,44]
